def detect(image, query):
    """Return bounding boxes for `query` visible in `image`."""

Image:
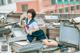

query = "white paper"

[15,41,29,45]
[13,29,27,37]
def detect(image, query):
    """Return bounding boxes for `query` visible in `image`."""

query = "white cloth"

[28,21,39,31]
[25,18,39,32]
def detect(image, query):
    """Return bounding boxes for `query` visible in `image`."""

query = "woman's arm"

[26,27,38,35]
[19,13,27,28]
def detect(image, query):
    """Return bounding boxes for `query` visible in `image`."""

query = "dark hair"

[27,9,36,19]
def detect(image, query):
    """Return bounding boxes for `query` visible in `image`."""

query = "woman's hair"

[27,9,36,19]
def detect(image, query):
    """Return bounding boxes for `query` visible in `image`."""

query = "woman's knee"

[51,40,58,46]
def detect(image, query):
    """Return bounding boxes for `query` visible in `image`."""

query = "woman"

[19,9,59,46]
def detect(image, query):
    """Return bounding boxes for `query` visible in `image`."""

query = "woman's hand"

[27,27,38,35]
[27,30,32,35]
[20,12,27,19]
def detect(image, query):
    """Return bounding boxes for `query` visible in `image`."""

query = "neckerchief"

[25,18,35,29]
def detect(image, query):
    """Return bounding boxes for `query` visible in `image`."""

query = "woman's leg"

[33,30,58,46]
[42,39,58,46]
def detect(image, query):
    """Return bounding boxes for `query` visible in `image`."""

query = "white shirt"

[27,19,39,31]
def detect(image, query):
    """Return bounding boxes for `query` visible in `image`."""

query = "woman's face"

[27,13,32,19]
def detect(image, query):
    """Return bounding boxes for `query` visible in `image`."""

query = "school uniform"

[25,18,46,42]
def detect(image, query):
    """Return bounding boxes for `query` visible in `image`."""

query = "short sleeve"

[28,21,39,30]
[32,22,39,30]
